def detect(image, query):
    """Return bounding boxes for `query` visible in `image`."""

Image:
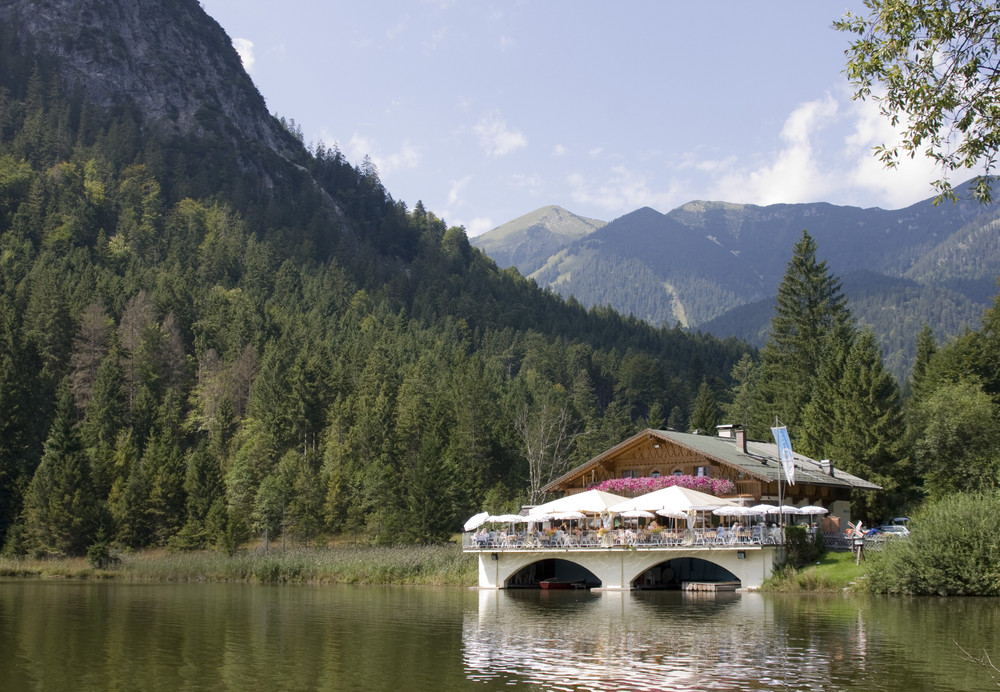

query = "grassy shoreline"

[1,544,866,592]
[760,550,865,592]
[0,543,480,587]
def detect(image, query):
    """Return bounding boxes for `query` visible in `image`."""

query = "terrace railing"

[463,527,786,552]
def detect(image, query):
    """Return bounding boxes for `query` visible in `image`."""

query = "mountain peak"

[2,0,297,157]
[471,205,606,277]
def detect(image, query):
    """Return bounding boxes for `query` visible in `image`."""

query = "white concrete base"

[475,546,776,590]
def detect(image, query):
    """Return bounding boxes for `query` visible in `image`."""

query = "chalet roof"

[542,428,882,494]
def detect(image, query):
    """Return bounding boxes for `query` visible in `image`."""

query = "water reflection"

[463,590,997,691]
[1,580,997,691]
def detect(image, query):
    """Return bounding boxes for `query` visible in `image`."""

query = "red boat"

[539,579,574,589]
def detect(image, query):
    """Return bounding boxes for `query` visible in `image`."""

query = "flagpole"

[775,417,783,527]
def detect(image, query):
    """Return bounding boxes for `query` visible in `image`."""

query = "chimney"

[735,426,747,454]
[820,459,834,476]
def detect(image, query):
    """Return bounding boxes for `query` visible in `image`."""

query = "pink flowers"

[588,475,736,497]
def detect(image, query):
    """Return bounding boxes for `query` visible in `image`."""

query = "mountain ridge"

[475,186,1000,378]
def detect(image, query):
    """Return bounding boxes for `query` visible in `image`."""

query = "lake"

[1,580,996,691]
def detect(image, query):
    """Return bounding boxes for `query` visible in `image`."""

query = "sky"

[198,1,953,237]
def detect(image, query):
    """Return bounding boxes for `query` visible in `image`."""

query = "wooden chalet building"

[542,425,881,528]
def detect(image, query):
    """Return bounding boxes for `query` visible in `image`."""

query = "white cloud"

[569,166,678,215]
[464,217,495,237]
[840,97,944,208]
[344,134,421,175]
[474,111,527,157]
[510,173,543,191]
[233,38,255,74]
[694,89,960,211]
[552,144,567,157]
[441,179,496,237]
[447,176,471,206]
[710,94,840,205]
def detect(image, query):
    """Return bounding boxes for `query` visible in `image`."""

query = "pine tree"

[908,323,936,400]
[825,330,909,521]
[757,231,852,433]
[688,380,719,433]
[23,379,98,556]
[797,321,854,458]
[723,353,757,432]
[666,405,686,431]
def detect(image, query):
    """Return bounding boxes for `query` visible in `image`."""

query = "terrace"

[462,524,788,552]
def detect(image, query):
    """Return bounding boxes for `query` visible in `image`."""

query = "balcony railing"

[463,527,787,552]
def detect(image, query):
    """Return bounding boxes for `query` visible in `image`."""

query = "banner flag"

[771,426,796,485]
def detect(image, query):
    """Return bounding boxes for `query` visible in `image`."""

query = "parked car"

[874,524,910,537]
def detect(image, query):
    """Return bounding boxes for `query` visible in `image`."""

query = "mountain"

[0,0,752,552]
[1,0,299,157]
[478,190,1000,379]
[471,205,605,277]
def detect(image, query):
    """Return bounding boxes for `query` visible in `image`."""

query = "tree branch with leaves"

[836,0,1000,203]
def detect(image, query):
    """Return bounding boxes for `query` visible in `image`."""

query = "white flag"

[771,426,796,485]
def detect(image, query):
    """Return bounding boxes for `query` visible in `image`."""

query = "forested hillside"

[0,0,751,555]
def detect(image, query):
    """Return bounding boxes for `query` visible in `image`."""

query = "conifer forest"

[2,10,999,559]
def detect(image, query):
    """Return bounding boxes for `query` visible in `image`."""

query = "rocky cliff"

[0,0,297,158]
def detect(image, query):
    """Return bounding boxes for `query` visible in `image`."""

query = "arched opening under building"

[632,558,739,590]
[506,558,601,589]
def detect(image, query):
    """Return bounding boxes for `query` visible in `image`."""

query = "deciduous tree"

[837,0,1000,202]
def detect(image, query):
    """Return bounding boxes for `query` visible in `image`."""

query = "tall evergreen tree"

[825,330,909,521]
[797,320,855,458]
[908,323,936,400]
[723,353,757,432]
[756,231,852,437]
[688,380,720,433]
[23,379,98,556]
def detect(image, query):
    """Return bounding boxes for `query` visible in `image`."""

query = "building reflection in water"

[462,589,878,691]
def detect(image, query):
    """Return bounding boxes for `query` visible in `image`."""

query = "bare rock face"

[1,0,296,158]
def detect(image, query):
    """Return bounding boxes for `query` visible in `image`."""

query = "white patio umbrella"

[528,489,629,518]
[713,506,750,518]
[463,511,490,531]
[798,505,829,516]
[550,510,587,521]
[750,504,779,515]
[488,513,528,523]
[621,510,656,519]
[610,485,740,514]
[777,505,803,515]
[656,509,688,520]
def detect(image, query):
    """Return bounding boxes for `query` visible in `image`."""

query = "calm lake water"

[1,580,997,691]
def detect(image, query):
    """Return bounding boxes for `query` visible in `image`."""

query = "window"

[673,469,683,476]
[621,470,636,479]
[651,471,661,478]
[696,466,710,477]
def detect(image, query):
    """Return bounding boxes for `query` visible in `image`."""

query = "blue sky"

[199,1,951,236]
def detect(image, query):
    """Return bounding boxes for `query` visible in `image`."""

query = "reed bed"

[0,544,478,586]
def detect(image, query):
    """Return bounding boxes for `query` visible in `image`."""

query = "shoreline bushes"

[862,492,1000,596]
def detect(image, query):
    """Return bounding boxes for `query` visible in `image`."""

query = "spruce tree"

[798,321,855,458]
[688,380,720,433]
[724,353,757,432]
[757,231,852,436]
[24,379,98,556]
[908,323,936,400]
[826,330,909,521]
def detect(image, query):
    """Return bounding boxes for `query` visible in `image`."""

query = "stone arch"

[505,557,601,588]
[625,552,741,589]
